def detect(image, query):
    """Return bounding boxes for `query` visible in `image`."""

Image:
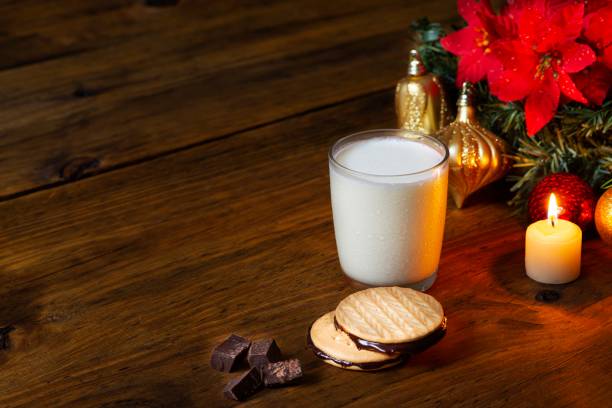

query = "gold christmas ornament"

[395,49,449,135]
[437,82,511,208]
[595,189,612,245]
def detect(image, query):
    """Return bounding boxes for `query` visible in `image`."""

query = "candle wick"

[549,215,555,228]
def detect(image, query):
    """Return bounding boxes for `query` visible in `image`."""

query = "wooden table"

[0,1,610,407]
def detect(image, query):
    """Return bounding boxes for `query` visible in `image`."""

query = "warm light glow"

[548,193,558,227]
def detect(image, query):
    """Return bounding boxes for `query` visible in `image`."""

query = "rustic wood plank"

[0,0,228,69]
[0,0,458,198]
[0,91,609,407]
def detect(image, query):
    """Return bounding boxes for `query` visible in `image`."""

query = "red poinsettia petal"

[583,6,612,46]
[557,71,587,103]
[455,51,490,86]
[507,0,547,13]
[572,63,612,106]
[488,40,538,101]
[519,7,548,50]
[603,45,612,70]
[525,71,560,136]
[550,3,584,41]
[586,0,611,14]
[488,12,519,38]
[476,0,513,38]
[488,69,533,101]
[502,0,525,19]
[458,0,493,25]
[547,0,576,13]
[501,0,549,36]
[560,42,596,73]
[440,27,479,56]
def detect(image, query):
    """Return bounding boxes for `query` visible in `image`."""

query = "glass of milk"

[329,129,449,290]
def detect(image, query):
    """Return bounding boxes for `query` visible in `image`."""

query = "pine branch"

[411,18,457,89]
[507,131,612,209]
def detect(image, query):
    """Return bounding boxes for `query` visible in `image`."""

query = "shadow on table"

[405,313,477,370]
[488,246,610,312]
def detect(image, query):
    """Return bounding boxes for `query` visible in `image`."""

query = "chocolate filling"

[306,330,405,370]
[334,317,447,355]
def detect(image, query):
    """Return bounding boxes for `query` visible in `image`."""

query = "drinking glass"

[329,129,449,290]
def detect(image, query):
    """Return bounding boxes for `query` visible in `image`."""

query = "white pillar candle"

[525,194,582,284]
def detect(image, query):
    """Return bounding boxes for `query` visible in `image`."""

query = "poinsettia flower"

[488,2,596,135]
[574,5,612,105]
[440,0,516,86]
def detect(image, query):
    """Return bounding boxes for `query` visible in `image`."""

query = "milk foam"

[335,137,443,176]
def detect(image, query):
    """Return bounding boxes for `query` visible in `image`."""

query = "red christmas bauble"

[528,173,596,230]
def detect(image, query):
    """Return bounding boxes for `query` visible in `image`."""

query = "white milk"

[329,133,448,289]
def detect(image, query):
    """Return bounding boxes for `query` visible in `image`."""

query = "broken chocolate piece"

[247,339,282,368]
[210,334,251,372]
[223,367,262,401]
[262,359,303,387]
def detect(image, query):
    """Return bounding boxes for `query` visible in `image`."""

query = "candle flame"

[548,193,558,227]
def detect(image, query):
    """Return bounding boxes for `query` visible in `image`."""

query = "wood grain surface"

[0,0,457,198]
[0,1,610,407]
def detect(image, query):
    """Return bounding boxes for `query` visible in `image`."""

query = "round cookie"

[335,286,445,352]
[308,312,403,371]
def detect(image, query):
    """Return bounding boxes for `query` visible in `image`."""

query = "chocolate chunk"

[223,367,262,401]
[262,359,303,387]
[210,334,251,372]
[247,339,282,368]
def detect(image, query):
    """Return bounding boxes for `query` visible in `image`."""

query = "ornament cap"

[456,82,476,123]
[407,49,426,76]
[457,82,472,107]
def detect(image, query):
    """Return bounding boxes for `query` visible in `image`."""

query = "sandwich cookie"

[334,286,447,354]
[308,312,404,371]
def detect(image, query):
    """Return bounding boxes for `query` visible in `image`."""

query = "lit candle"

[525,193,582,284]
